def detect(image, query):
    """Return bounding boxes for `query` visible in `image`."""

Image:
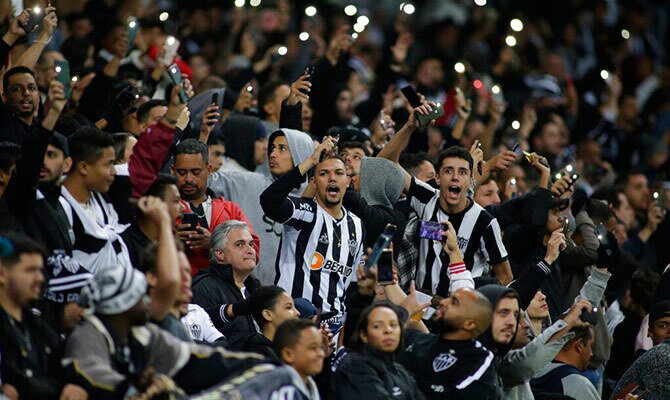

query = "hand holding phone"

[126,16,139,49]
[579,307,599,325]
[364,224,397,272]
[418,220,445,241]
[167,63,188,104]
[20,5,42,33]
[377,249,394,285]
[180,213,198,230]
[54,60,71,100]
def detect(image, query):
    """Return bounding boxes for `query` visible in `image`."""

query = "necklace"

[332,222,342,248]
[8,316,32,357]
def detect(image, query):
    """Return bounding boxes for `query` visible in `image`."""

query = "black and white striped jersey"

[274,196,365,316]
[408,178,508,294]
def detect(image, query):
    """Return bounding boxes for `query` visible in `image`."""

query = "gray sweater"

[610,340,670,400]
[501,268,611,400]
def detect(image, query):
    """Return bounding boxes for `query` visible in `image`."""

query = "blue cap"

[294,297,317,319]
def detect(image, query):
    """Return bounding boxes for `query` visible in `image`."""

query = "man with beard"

[400,287,496,399]
[171,139,258,274]
[0,232,88,400]
[0,67,42,145]
[260,137,364,329]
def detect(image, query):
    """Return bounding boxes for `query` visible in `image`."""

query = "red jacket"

[180,197,261,276]
[129,121,175,198]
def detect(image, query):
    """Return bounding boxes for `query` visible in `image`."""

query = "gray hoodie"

[208,128,315,285]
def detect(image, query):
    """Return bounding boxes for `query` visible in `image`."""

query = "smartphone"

[207,92,219,127]
[161,36,180,66]
[419,220,445,241]
[613,384,649,400]
[301,66,315,94]
[20,5,42,33]
[126,16,139,49]
[580,307,599,325]
[400,85,422,108]
[510,177,518,199]
[167,63,188,104]
[562,216,570,235]
[377,249,394,285]
[54,60,71,100]
[417,103,445,126]
[512,142,520,155]
[181,213,198,230]
[654,191,665,209]
[364,224,397,272]
[595,223,610,245]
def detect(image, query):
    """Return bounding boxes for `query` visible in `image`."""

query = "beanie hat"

[79,265,147,315]
[359,157,405,208]
[44,250,92,304]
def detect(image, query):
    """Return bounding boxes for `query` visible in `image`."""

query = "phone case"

[167,64,188,103]
[418,105,445,126]
[54,60,71,99]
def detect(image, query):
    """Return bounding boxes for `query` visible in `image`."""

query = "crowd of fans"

[0,0,669,399]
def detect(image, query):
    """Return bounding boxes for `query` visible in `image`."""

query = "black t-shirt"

[121,222,152,270]
[400,329,501,400]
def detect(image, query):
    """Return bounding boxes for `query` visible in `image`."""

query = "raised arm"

[377,104,434,192]
[141,197,181,322]
[129,78,194,197]
[13,6,57,69]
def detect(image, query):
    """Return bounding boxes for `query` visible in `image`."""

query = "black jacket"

[400,330,499,400]
[0,307,64,399]
[332,346,425,400]
[191,264,260,349]
[342,188,407,249]
[239,332,278,361]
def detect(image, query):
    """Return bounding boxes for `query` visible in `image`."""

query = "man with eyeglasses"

[0,66,42,145]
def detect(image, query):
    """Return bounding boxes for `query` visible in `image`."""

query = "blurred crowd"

[0,0,669,399]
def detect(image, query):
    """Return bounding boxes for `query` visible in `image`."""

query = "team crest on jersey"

[348,239,357,256]
[319,232,329,244]
[188,323,202,339]
[457,236,469,250]
[433,353,457,372]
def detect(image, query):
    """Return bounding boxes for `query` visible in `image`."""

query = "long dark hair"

[349,301,405,358]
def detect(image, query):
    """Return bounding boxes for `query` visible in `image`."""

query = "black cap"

[49,131,69,157]
[650,300,670,325]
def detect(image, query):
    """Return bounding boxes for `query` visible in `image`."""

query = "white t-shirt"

[180,303,225,343]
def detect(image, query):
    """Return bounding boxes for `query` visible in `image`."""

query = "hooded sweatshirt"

[477,285,520,400]
[218,114,266,173]
[343,157,407,248]
[208,129,315,285]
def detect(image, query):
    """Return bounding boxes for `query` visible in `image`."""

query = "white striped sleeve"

[455,350,495,389]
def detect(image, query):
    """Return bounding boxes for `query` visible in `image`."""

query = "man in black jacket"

[191,220,261,349]
[0,232,87,399]
[400,287,497,399]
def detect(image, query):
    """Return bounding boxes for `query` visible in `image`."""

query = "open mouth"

[327,185,340,196]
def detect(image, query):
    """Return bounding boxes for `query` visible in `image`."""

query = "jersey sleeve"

[408,177,439,218]
[480,218,508,265]
[195,305,225,343]
[282,197,317,229]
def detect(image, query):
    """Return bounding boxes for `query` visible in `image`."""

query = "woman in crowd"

[331,301,425,400]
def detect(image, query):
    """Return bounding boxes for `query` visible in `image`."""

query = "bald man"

[400,288,499,400]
